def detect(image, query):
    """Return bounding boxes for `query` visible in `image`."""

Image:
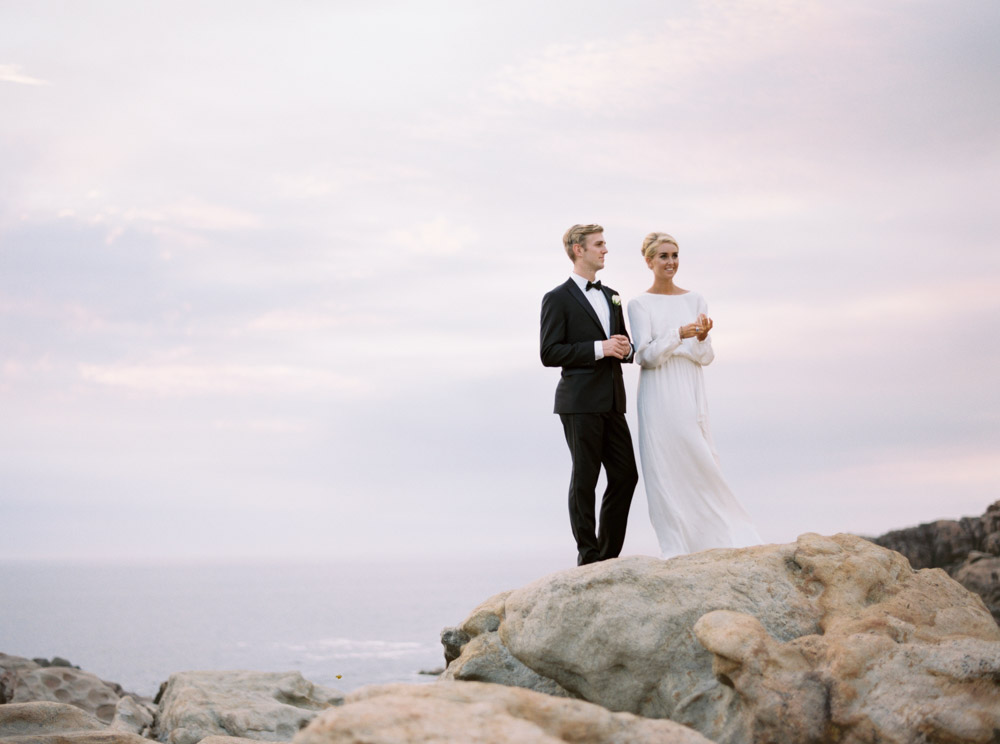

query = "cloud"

[212,418,309,434]
[119,202,262,232]
[389,217,478,256]
[246,308,346,332]
[0,64,49,86]
[840,448,1000,490]
[78,362,369,397]
[714,279,1000,361]
[490,0,826,111]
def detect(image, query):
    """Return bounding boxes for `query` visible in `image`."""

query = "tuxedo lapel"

[600,285,620,335]
[564,279,607,338]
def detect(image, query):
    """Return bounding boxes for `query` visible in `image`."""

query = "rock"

[0,701,107,736]
[293,680,715,744]
[0,701,149,744]
[442,533,1000,744]
[1,654,41,704]
[443,631,574,698]
[2,665,124,723]
[153,670,344,744]
[108,695,155,735]
[30,657,79,669]
[953,551,1000,621]
[871,500,1000,621]
[440,627,471,666]
[0,654,43,674]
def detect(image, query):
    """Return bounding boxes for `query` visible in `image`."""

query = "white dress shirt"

[569,273,611,360]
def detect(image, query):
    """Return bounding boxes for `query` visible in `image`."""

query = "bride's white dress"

[627,292,760,559]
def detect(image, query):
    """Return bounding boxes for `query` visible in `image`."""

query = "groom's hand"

[603,335,631,359]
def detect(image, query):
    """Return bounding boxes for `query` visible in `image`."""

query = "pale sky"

[2,0,998,562]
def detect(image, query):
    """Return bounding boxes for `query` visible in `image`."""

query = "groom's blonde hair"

[562,224,604,262]
[641,232,679,259]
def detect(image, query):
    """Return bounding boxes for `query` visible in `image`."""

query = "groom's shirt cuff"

[594,341,604,360]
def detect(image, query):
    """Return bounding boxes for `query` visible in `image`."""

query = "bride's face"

[646,244,679,280]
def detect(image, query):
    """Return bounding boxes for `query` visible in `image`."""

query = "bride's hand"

[679,322,701,339]
[696,314,713,341]
[680,316,713,340]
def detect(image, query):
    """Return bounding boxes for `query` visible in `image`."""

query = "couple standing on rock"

[541,224,760,565]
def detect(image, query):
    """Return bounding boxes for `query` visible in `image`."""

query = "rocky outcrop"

[871,500,1000,621]
[441,533,1000,744]
[0,654,153,731]
[0,700,150,744]
[152,670,344,744]
[293,680,714,744]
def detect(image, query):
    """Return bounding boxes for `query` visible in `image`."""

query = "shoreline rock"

[869,499,1000,622]
[441,532,1000,744]
[293,680,714,744]
[0,653,155,731]
[0,700,151,744]
[4,502,999,743]
[152,670,344,744]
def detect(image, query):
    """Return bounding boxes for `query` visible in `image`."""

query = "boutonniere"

[611,294,621,306]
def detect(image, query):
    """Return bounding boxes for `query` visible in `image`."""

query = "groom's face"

[574,232,607,273]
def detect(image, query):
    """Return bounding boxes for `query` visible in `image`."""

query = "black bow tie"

[586,280,603,292]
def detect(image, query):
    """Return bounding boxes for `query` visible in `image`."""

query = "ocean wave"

[276,637,430,660]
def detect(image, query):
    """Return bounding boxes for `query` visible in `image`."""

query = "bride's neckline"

[645,290,691,296]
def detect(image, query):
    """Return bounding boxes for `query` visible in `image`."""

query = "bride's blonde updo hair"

[641,232,679,259]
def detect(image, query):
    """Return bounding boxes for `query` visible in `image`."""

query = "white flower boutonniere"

[611,294,622,306]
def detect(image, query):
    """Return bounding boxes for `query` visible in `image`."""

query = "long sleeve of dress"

[683,295,715,366]
[628,299,682,369]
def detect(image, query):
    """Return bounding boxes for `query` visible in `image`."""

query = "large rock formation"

[0,654,153,734]
[152,670,344,744]
[441,533,1000,744]
[293,680,714,744]
[871,500,1000,622]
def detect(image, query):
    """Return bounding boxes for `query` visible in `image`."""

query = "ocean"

[0,554,570,698]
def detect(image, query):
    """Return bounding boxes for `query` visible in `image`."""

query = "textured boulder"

[153,670,344,744]
[108,695,155,735]
[0,700,150,744]
[952,551,1000,619]
[872,500,1000,621]
[442,533,1000,744]
[293,680,714,744]
[0,655,136,725]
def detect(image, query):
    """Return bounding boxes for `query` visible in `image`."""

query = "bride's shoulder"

[627,293,650,309]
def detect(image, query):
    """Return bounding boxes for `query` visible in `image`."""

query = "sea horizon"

[0,552,577,697]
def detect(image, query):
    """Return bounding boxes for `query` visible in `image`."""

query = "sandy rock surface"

[0,700,149,744]
[293,680,715,744]
[442,533,1000,744]
[153,670,344,744]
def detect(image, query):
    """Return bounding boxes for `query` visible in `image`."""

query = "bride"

[626,232,761,558]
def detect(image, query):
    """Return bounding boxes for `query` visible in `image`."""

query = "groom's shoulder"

[543,278,574,300]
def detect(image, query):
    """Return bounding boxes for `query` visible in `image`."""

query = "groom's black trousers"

[560,411,638,566]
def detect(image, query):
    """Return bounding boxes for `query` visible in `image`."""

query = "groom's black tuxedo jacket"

[540,278,633,414]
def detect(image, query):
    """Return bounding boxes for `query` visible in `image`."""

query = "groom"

[540,224,638,566]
